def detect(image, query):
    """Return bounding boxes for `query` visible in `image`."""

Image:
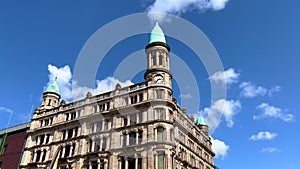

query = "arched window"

[67,129,73,139]
[41,149,46,161]
[129,131,136,145]
[102,137,107,151]
[157,151,165,169]
[72,143,76,156]
[89,139,93,152]
[95,139,100,152]
[122,133,127,146]
[35,150,41,162]
[155,108,164,120]
[138,130,143,144]
[152,50,157,66]
[159,54,163,65]
[157,127,165,142]
[45,134,50,144]
[65,144,71,157]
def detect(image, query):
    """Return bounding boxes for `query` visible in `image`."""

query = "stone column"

[135,158,138,169]
[125,159,128,169]
[89,161,92,169]
[70,145,73,157]
[104,159,109,169]
[65,130,68,140]
[165,110,169,122]
[167,153,172,169]
[39,151,43,162]
[100,139,103,151]
[37,136,40,145]
[61,146,65,158]
[91,139,95,152]
[97,158,101,169]
[118,160,122,169]
[45,149,49,162]
[154,128,157,141]
[33,151,37,163]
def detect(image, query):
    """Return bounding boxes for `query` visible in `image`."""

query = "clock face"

[154,75,164,84]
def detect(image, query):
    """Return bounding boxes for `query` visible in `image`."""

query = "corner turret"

[196,116,209,136]
[41,79,61,110]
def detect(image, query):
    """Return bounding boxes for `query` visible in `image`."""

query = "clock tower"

[145,21,172,92]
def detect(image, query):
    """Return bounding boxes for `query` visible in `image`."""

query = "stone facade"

[20,22,216,169]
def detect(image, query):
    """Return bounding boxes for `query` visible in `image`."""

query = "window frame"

[155,108,165,120]
[156,127,165,142]
[156,151,165,169]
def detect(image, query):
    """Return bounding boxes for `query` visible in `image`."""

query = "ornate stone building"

[20,22,216,169]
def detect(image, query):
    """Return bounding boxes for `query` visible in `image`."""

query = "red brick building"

[0,123,29,169]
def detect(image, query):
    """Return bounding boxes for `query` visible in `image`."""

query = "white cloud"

[254,103,294,122]
[201,99,241,132]
[72,77,133,101]
[210,0,229,10]
[209,68,240,86]
[249,131,278,141]
[239,82,267,98]
[239,82,281,98]
[45,65,133,102]
[268,85,281,96]
[47,64,73,101]
[211,137,230,159]
[146,0,230,21]
[260,147,281,153]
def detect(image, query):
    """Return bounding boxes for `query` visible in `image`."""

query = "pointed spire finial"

[149,18,166,44]
[55,73,58,81]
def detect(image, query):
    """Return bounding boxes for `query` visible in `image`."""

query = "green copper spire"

[45,79,60,95]
[196,115,207,126]
[149,21,166,44]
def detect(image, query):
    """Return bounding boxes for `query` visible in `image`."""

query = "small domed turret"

[196,115,209,136]
[41,79,61,110]
[45,81,60,95]
[196,116,207,126]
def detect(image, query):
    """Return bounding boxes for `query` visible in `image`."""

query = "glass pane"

[129,132,136,145]
[157,128,164,142]
[137,158,142,169]
[130,114,136,125]
[158,152,165,169]
[95,139,100,151]
[123,134,127,146]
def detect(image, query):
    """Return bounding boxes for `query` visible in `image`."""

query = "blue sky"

[0,1,299,169]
